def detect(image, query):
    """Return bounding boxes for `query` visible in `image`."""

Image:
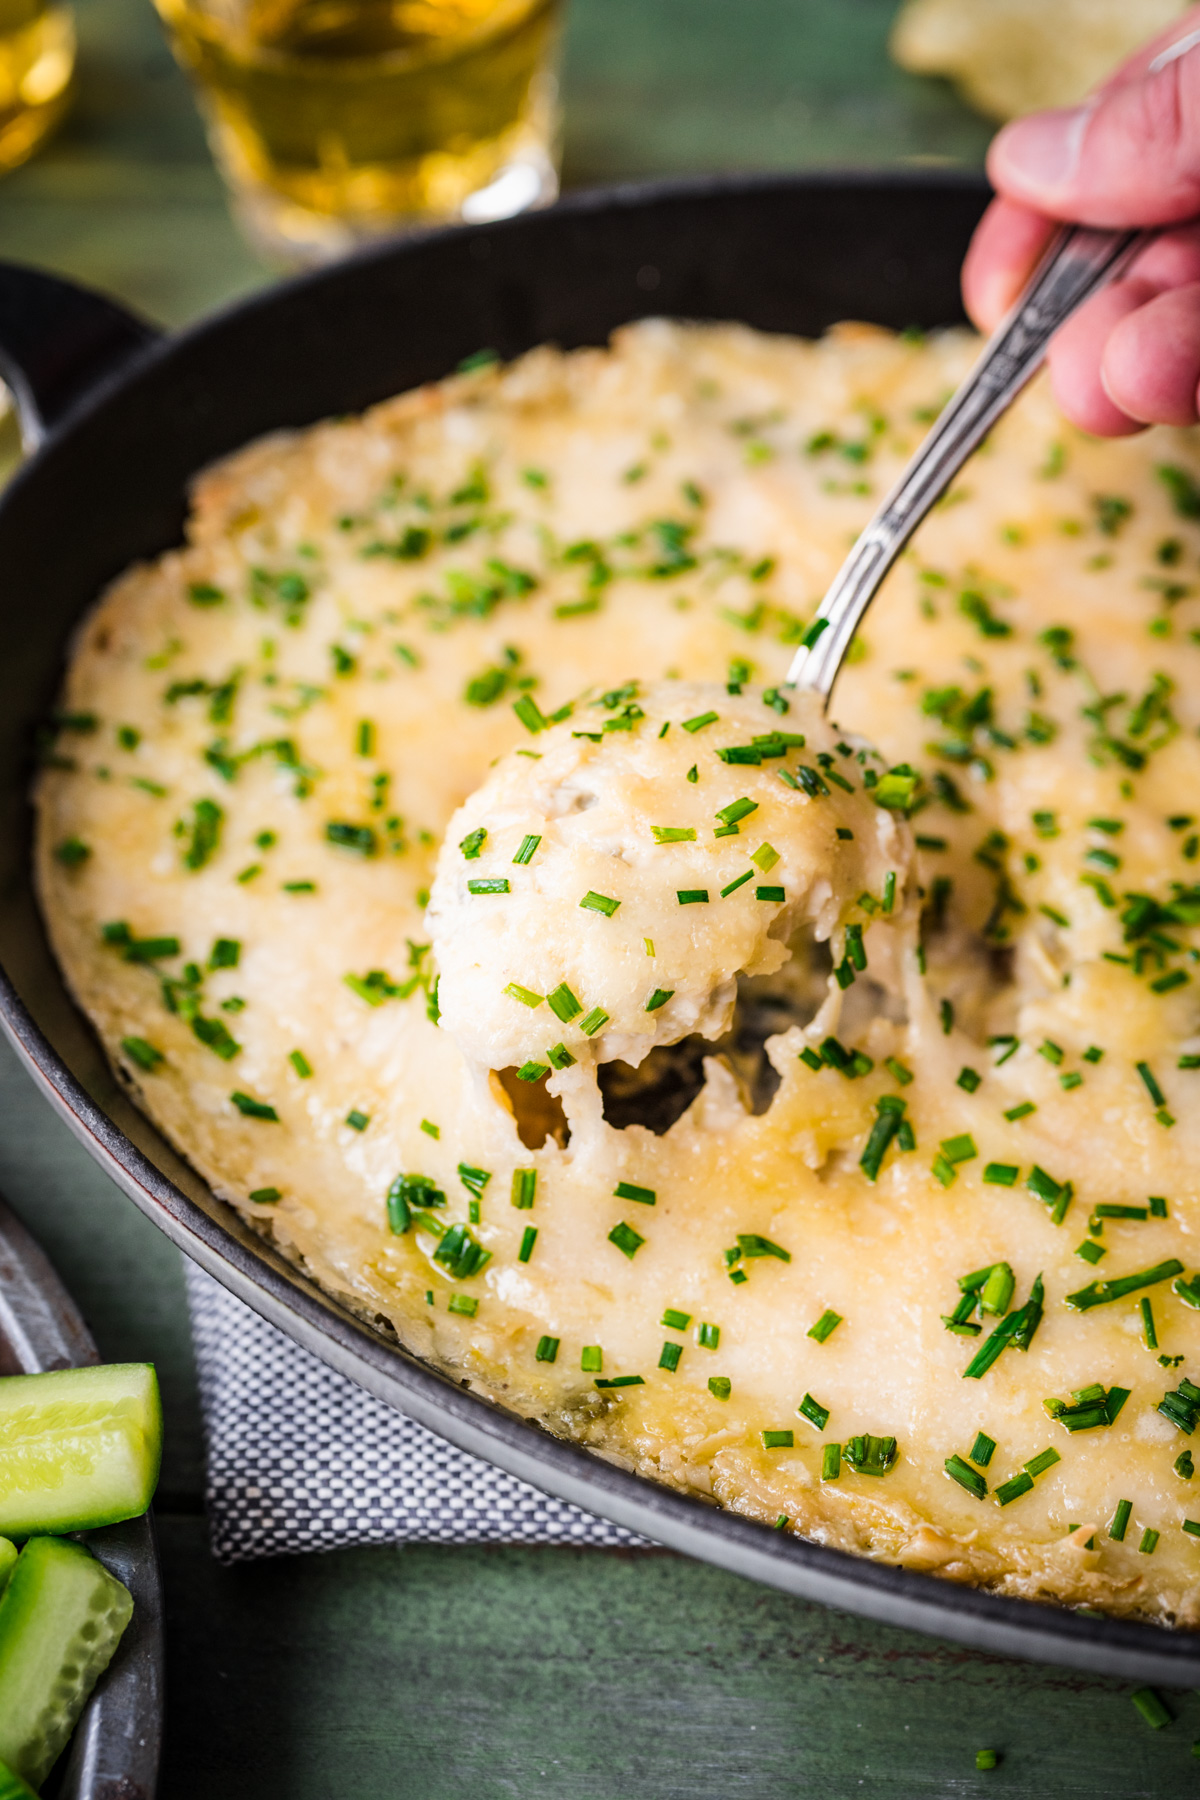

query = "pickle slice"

[0,1536,134,1787]
[0,1758,39,1800]
[0,1364,161,1536]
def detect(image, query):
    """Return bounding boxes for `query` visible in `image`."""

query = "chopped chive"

[249,1187,281,1203]
[751,843,779,873]
[983,1162,1018,1187]
[614,1181,656,1206]
[1132,1688,1171,1729]
[546,982,582,1022]
[756,886,785,902]
[1023,1447,1061,1479]
[518,1226,537,1264]
[345,1109,369,1131]
[931,1153,957,1188]
[1110,1499,1132,1540]
[504,982,544,1008]
[580,890,620,917]
[799,1047,823,1071]
[941,1134,977,1164]
[980,1263,1015,1316]
[288,1049,313,1078]
[511,1169,536,1209]
[720,870,755,898]
[1094,1203,1146,1219]
[1139,1528,1160,1556]
[708,1377,732,1401]
[821,1443,841,1480]
[807,1309,842,1343]
[579,1007,609,1037]
[682,711,719,733]
[535,1335,559,1363]
[608,1222,645,1259]
[1075,1239,1106,1265]
[121,1036,164,1072]
[994,1472,1034,1505]
[677,888,709,905]
[661,1309,691,1331]
[761,1430,794,1450]
[882,871,896,913]
[957,1066,981,1093]
[798,1393,830,1431]
[716,797,758,827]
[652,825,697,843]
[209,936,241,970]
[458,1163,491,1199]
[468,877,510,895]
[460,826,488,860]
[1150,1195,1169,1218]
[512,833,542,865]
[859,1107,902,1182]
[1183,1517,1200,1535]
[939,999,954,1034]
[1066,1259,1184,1311]
[884,1057,913,1086]
[686,766,698,784]
[581,1346,602,1373]
[944,1454,987,1500]
[513,695,547,734]
[516,1061,550,1083]
[1005,1101,1036,1121]
[594,1376,644,1390]
[231,1091,278,1121]
[546,1042,576,1070]
[970,1432,995,1468]
[1141,1297,1159,1348]
[1136,1061,1166,1107]
[448,1292,479,1319]
[735,1234,791,1262]
[696,1322,719,1350]
[645,988,674,1012]
[658,1341,682,1372]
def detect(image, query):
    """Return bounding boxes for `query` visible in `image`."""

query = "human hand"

[962,7,1200,435]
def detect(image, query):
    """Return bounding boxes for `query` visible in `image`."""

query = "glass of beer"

[150,0,563,264]
[0,0,74,174]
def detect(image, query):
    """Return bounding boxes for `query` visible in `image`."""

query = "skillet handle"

[0,261,160,454]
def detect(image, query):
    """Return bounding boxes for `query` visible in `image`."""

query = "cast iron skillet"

[2,173,1197,1685]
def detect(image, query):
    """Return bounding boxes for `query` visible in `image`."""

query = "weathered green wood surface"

[2,2,1199,1792]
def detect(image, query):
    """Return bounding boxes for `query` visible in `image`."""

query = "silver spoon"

[785,222,1153,702]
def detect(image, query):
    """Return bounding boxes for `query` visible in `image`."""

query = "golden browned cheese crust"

[34,320,1200,1624]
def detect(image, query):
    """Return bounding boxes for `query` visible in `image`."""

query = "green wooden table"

[2,4,1199,1791]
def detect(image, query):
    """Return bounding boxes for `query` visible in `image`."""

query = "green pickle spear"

[0,1539,15,1591]
[0,1536,134,1786]
[0,1363,161,1536]
[0,1758,38,1800]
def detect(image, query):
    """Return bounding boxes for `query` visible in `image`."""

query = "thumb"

[988,45,1200,229]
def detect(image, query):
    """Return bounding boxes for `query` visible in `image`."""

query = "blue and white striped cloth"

[184,1262,643,1562]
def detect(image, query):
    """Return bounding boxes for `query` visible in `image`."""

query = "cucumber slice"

[0,1758,38,1800]
[0,1536,134,1787]
[0,1540,14,1592]
[0,1364,161,1536]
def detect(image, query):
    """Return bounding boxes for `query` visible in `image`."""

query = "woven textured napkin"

[184,1262,643,1562]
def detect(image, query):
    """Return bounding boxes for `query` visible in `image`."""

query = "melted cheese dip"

[35,320,1200,1624]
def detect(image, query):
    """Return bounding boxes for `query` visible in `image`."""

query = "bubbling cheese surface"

[429,683,913,1074]
[34,319,1200,1625]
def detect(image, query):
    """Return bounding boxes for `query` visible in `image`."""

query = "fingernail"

[993,104,1091,193]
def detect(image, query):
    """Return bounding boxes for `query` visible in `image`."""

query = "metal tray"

[0,1196,163,1797]
[0,172,1196,1685]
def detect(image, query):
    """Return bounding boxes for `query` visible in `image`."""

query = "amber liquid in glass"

[0,0,74,173]
[152,0,562,260]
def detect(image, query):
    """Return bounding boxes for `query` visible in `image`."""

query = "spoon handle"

[786,222,1152,701]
